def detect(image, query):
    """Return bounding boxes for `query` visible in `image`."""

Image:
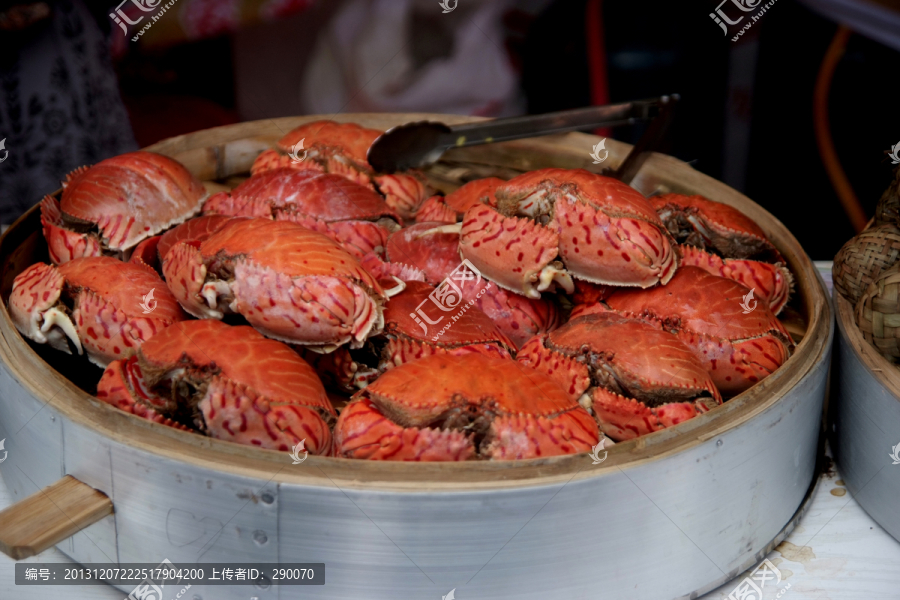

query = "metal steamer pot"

[0,115,833,600]
[831,291,900,543]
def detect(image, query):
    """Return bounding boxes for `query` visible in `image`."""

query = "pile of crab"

[8,120,796,462]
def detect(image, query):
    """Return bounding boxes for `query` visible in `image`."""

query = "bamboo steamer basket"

[0,115,832,600]
[832,289,900,543]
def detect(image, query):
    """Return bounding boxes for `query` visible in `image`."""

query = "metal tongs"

[367,94,679,184]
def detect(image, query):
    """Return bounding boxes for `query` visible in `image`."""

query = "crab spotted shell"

[517,312,722,441]
[8,256,187,367]
[40,151,207,265]
[163,218,387,351]
[459,168,677,299]
[250,120,429,219]
[202,168,400,259]
[97,320,335,453]
[601,266,793,397]
[677,245,793,315]
[383,221,562,349]
[333,353,599,461]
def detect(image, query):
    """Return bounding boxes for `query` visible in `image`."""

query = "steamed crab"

[458,168,677,298]
[650,193,792,314]
[41,151,206,265]
[9,256,187,367]
[97,320,336,453]
[379,280,514,370]
[163,218,387,351]
[333,353,599,461]
[300,278,515,392]
[517,312,722,441]
[202,168,400,259]
[251,120,429,219]
[590,266,793,397]
[650,193,783,261]
[384,221,561,349]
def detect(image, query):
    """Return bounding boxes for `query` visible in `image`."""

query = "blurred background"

[0,0,899,258]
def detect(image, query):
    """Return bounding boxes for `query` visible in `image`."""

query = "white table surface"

[6,262,897,599]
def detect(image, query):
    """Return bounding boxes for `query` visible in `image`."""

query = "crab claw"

[9,263,82,354]
[460,203,574,299]
[163,241,225,319]
[41,195,102,266]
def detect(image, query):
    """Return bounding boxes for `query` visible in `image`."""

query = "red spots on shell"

[113,346,120,354]
[621,252,631,262]
[87,327,98,340]
[597,249,603,256]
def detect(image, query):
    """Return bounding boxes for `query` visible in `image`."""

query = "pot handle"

[0,475,113,559]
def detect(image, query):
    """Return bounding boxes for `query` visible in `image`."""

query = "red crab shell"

[202,169,400,259]
[97,320,335,453]
[414,177,504,224]
[517,313,722,441]
[385,222,463,284]
[9,256,187,367]
[459,168,677,298]
[130,214,234,271]
[163,218,386,351]
[333,353,599,461]
[649,193,784,262]
[41,152,206,264]
[602,266,793,397]
[250,120,429,219]
[379,281,514,371]
[384,222,561,349]
[678,245,793,315]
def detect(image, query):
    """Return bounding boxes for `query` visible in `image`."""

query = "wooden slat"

[0,476,113,559]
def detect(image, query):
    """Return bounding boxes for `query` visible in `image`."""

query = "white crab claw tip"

[417,223,462,238]
[382,276,407,298]
[40,307,83,355]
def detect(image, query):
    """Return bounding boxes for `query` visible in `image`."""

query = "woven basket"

[856,264,900,361]
[833,223,900,304]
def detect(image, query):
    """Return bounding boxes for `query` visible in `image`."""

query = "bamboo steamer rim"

[0,113,831,492]
[837,291,900,397]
